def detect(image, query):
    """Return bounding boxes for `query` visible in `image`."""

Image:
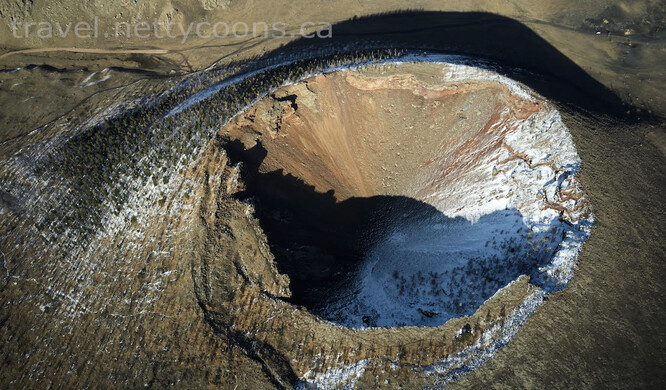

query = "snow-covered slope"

[317,61,593,329]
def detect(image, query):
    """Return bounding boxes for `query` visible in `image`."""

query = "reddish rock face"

[226,67,544,203]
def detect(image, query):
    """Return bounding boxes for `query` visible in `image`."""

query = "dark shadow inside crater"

[222,139,567,326]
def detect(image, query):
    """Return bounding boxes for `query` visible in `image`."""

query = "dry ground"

[0,1,664,389]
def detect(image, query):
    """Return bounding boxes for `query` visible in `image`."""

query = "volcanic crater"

[219,61,592,328]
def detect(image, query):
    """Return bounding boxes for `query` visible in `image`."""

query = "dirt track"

[0,47,169,60]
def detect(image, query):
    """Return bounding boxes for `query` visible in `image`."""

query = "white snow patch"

[77,68,112,87]
[423,288,546,388]
[298,359,370,390]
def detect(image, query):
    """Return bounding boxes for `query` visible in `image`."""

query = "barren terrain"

[0,1,665,389]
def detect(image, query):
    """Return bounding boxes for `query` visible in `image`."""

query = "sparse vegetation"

[33,48,407,248]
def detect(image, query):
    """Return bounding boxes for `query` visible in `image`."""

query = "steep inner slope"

[222,62,591,328]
